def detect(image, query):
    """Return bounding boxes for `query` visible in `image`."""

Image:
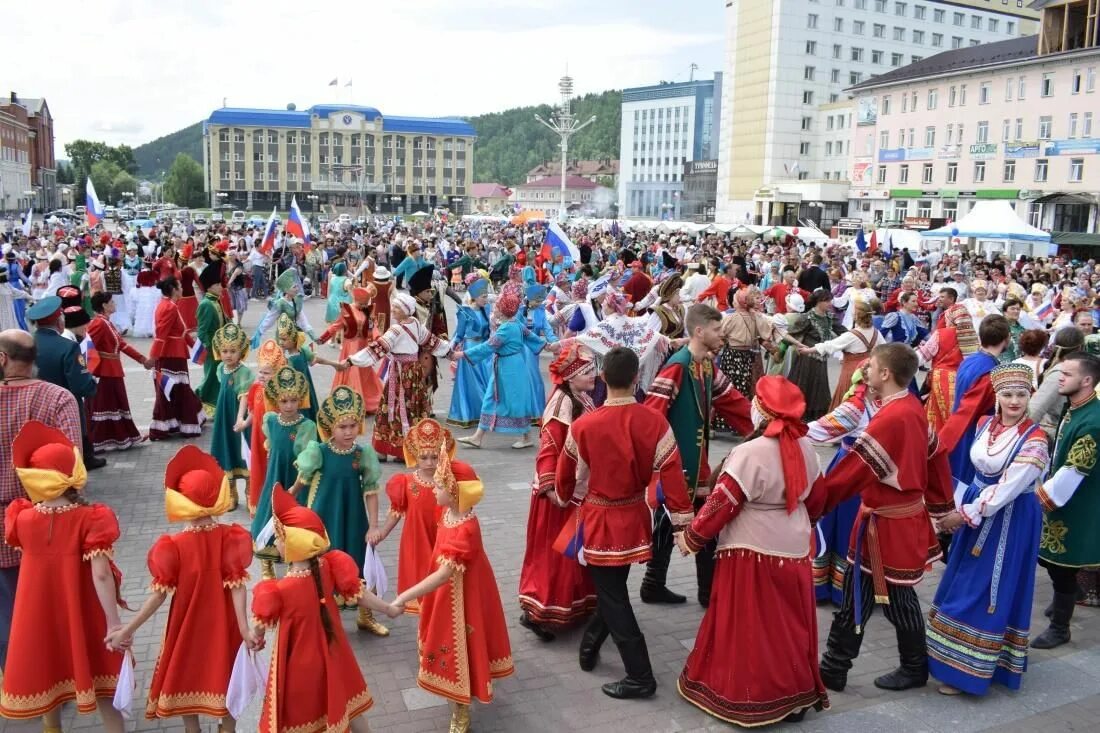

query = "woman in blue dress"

[927,363,1050,697]
[325,261,351,328]
[455,289,546,450]
[521,284,556,415]
[446,277,492,428]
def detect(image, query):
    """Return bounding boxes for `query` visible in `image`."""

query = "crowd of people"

[0,211,1098,731]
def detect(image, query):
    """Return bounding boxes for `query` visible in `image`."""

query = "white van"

[231,211,247,224]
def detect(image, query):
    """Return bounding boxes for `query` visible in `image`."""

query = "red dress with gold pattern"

[385,472,442,615]
[252,550,373,732]
[246,382,270,516]
[144,523,251,720]
[417,513,513,704]
[0,501,125,719]
[318,303,383,413]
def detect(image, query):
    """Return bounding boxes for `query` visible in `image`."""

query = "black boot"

[601,636,657,699]
[695,544,715,609]
[874,627,928,691]
[519,612,555,642]
[640,529,686,604]
[579,617,610,672]
[819,619,864,692]
[1032,591,1075,649]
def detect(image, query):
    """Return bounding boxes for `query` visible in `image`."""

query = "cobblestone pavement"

[5,294,1098,732]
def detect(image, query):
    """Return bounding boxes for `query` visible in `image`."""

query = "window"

[948,86,957,107]
[834,17,844,32]
[1070,158,1084,182]
[959,84,967,105]
[917,199,933,218]
[943,201,958,221]
[977,121,989,143]
[895,1,906,15]
[1039,115,1052,139]
[1005,78,1014,101]
[806,40,817,54]
[922,163,934,184]
[832,68,841,83]
[913,30,924,44]
[1070,113,1079,138]
[855,0,866,7]
[1034,159,1049,182]
[877,166,888,183]
[902,94,909,113]
[826,141,834,156]
[1041,73,1054,97]
[828,116,835,131]
[801,116,812,131]
[958,123,965,143]
[952,36,963,49]
[899,164,909,183]
[914,4,925,20]
[803,90,814,104]
[805,65,816,80]
[850,71,863,85]
[873,23,885,38]
[851,47,863,62]
[1015,117,1024,140]
[988,18,998,32]
[946,123,954,144]
[1072,69,1083,94]
[927,88,938,109]
[946,162,958,183]
[1003,160,1016,182]
[925,126,936,146]
[1007,21,1016,35]
[893,26,905,40]
[808,13,818,28]
[879,130,890,149]
[1018,76,1026,99]
[892,52,904,66]
[894,201,909,219]
[830,93,840,103]
[1085,112,1093,137]
[854,20,864,34]
[875,0,886,10]
[882,95,891,114]
[1002,119,1011,142]
[932,33,943,47]
[953,12,964,26]
[979,82,991,104]
[833,44,843,59]
[800,141,811,155]
[934,8,944,22]
[971,15,981,29]
[912,55,923,63]
[1088,68,1097,93]
[973,161,986,183]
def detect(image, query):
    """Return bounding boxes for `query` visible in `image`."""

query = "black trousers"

[646,496,715,594]
[1041,561,1080,595]
[834,564,926,635]
[586,564,643,646]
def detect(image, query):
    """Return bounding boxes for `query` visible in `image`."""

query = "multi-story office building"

[618,74,722,219]
[203,104,476,214]
[715,0,1040,227]
[0,105,32,214]
[848,1,1100,234]
[0,93,57,212]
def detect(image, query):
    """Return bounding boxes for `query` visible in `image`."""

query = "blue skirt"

[447,339,491,428]
[813,444,859,604]
[478,351,541,434]
[928,483,1041,695]
[524,347,547,416]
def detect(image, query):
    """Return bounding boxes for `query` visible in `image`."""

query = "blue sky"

[4,0,724,152]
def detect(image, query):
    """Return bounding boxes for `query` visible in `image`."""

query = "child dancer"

[235,339,288,516]
[252,365,317,579]
[0,422,127,732]
[252,485,401,733]
[277,312,345,422]
[209,322,254,510]
[291,386,386,634]
[105,445,256,731]
[394,448,514,733]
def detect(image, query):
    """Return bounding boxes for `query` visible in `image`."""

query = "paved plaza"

[6,295,1099,732]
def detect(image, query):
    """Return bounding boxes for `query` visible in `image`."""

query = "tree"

[113,171,138,203]
[88,160,123,202]
[108,144,139,175]
[56,161,75,185]
[163,153,206,208]
[65,140,139,180]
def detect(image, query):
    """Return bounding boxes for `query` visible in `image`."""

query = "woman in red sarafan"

[316,286,384,414]
[104,445,256,730]
[675,377,830,728]
[0,422,128,732]
[394,450,514,733]
[148,276,207,440]
[177,244,200,330]
[251,485,400,733]
[517,344,598,640]
[86,292,152,451]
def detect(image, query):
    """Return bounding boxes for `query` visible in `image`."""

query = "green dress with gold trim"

[196,292,226,411]
[250,411,316,555]
[296,440,381,574]
[1039,395,1100,568]
[285,347,320,423]
[209,363,254,479]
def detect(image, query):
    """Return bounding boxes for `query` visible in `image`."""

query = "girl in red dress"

[393,449,514,733]
[177,244,200,330]
[517,344,598,640]
[251,485,401,733]
[105,445,257,731]
[372,418,455,614]
[149,276,207,440]
[235,339,287,516]
[316,285,384,413]
[0,422,128,732]
[87,292,153,451]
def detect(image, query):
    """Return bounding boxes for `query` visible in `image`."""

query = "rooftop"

[849,35,1039,91]
[517,175,599,190]
[527,159,619,178]
[470,183,512,198]
[206,105,476,136]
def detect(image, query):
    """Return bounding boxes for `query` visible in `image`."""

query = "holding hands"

[937,511,966,534]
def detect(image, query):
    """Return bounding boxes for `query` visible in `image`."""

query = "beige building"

[511,175,614,219]
[848,0,1100,234]
[525,159,619,186]
[203,105,476,214]
[467,183,512,215]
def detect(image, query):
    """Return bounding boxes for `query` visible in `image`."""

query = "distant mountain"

[131,91,623,185]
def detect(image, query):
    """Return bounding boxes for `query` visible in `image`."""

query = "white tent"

[921,200,1051,258]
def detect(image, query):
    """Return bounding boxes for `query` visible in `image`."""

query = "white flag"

[21,208,32,237]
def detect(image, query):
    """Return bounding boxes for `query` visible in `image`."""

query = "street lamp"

[535,75,597,223]
[306,194,318,212]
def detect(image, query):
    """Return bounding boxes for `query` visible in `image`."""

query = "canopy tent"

[409,210,431,218]
[921,200,1051,258]
[510,210,546,225]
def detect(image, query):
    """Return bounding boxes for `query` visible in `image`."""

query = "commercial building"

[525,159,619,186]
[467,183,512,214]
[848,1,1100,234]
[202,104,476,214]
[511,175,614,219]
[618,74,722,219]
[0,92,57,212]
[715,0,1040,227]
[0,105,32,214]
[681,160,718,222]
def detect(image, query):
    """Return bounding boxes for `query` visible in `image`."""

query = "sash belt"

[852,497,925,633]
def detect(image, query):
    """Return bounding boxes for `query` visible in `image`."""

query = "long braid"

[309,556,335,645]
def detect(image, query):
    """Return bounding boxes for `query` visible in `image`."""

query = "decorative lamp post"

[534,75,597,223]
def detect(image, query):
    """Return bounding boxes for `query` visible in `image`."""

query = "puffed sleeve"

[293,419,318,457]
[221,524,253,589]
[437,520,481,573]
[251,580,282,630]
[326,549,365,604]
[81,504,121,560]
[295,440,324,484]
[358,445,381,495]
[3,498,33,550]
[146,535,181,593]
[234,366,255,397]
[386,474,410,517]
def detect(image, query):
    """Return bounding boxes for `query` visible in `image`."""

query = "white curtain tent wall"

[921,200,1052,258]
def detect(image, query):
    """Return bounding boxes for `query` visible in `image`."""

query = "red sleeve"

[119,332,145,363]
[221,524,253,588]
[818,441,876,516]
[81,504,121,559]
[937,380,995,454]
[438,520,480,572]
[146,535,180,593]
[884,288,902,312]
[683,475,744,552]
[3,499,32,550]
[653,423,693,524]
[251,580,282,629]
[554,425,580,505]
[385,474,409,516]
[925,432,955,517]
[535,419,569,494]
[644,362,684,417]
[696,279,720,302]
[326,550,365,602]
[712,370,753,436]
[803,473,830,523]
[316,320,341,345]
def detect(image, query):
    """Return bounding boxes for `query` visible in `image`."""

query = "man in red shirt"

[622,261,653,309]
[556,346,693,700]
[763,269,809,314]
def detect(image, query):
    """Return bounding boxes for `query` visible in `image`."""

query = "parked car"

[211,212,224,222]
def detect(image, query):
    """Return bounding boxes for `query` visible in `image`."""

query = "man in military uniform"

[1034,353,1100,649]
[27,296,104,470]
[195,261,226,414]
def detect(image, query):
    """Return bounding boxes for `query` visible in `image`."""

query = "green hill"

[132,91,623,185]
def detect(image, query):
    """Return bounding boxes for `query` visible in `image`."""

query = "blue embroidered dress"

[446,304,492,428]
[521,303,557,412]
[464,319,545,434]
[948,351,1000,484]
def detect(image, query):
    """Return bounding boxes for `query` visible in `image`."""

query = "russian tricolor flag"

[85,179,105,228]
[286,196,310,250]
[80,335,100,374]
[1034,301,1053,321]
[546,221,581,263]
[190,340,206,365]
[258,207,279,255]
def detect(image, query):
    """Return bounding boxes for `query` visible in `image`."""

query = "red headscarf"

[753,376,809,512]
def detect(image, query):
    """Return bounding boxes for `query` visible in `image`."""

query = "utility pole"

[534,75,597,222]
[689,63,699,82]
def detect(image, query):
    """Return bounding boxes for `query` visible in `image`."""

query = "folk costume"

[678,377,830,727]
[716,290,778,411]
[317,285,383,413]
[409,265,450,400]
[648,274,686,338]
[249,267,318,351]
[208,323,254,488]
[813,390,954,693]
[85,311,147,451]
[0,422,126,721]
[244,340,289,515]
[446,277,492,428]
[555,395,693,699]
[787,306,836,421]
[325,261,352,325]
[522,284,557,414]
[177,245,200,330]
[642,345,753,607]
[928,364,1050,695]
[814,321,880,411]
[371,267,393,334]
[252,486,375,732]
[195,262,227,414]
[277,312,320,422]
[149,289,206,440]
[518,346,599,632]
[939,348,1000,486]
[918,304,978,433]
[144,446,251,721]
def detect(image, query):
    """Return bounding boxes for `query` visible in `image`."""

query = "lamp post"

[306,194,319,213]
[535,75,597,223]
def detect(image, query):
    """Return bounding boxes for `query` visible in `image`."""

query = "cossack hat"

[12,421,86,503]
[27,295,63,323]
[402,418,456,468]
[407,265,434,297]
[164,445,232,521]
[198,261,223,289]
[657,274,683,302]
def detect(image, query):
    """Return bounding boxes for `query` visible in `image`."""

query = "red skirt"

[333,333,383,413]
[178,295,198,331]
[829,352,867,410]
[678,549,829,727]
[87,375,143,451]
[150,357,206,440]
[518,492,596,627]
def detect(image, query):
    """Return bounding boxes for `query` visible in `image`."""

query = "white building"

[715,0,1040,228]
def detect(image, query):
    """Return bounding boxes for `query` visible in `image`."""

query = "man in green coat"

[195,262,226,414]
[1034,353,1100,649]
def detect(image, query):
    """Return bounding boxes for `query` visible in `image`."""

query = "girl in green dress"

[276,312,345,423]
[251,365,317,579]
[209,322,254,510]
[291,386,386,636]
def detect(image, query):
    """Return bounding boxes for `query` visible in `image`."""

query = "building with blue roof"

[202,103,476,214]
